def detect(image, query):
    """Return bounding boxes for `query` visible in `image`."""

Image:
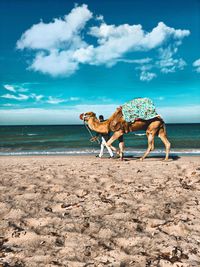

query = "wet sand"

[0,156,200,267]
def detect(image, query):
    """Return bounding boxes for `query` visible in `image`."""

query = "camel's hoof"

[163,158,169,162]
[138,157,144,162]
[116,150,120,155]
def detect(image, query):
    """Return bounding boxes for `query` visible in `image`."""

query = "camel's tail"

[158,121,167,137]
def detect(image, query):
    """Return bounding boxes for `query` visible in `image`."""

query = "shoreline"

[0,154,200,158]
[0,148,200,157]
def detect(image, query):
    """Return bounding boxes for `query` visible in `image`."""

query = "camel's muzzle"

[79,113,84,120]
[80,113,89,121]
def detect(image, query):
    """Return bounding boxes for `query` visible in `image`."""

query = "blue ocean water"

[0,124,199,156]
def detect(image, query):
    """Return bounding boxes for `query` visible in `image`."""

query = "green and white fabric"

[122,98,158,122]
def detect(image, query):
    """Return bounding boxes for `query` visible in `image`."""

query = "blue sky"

[0,0,200,124]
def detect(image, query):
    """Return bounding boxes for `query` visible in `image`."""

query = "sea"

[0,124,200,156]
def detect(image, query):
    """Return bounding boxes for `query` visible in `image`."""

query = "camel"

[80,106,171,161]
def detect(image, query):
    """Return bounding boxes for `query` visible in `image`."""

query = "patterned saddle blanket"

[122,97,158,122]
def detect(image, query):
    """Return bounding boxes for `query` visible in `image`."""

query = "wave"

[26,133,38,136]
[0,149,200,156]
[134,133,146,136]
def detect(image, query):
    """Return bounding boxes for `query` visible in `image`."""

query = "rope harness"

[83,121,101,144]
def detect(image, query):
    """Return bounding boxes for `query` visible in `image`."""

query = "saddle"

[122,97,158,122]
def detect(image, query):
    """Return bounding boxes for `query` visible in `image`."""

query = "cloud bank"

[1,83,81,106]
[17,4,190,80]
[1,84,44,102]
[0,104,199,125]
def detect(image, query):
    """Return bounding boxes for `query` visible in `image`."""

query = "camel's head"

[79,112,97,122]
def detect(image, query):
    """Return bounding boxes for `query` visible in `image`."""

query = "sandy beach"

[0,155,200,267]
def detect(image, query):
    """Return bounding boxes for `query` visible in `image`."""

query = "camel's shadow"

[122,155,180,161]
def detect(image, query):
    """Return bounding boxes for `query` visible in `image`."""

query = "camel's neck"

[87,109,124,133]
[87,118,110,134]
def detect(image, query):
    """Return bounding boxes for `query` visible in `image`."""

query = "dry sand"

[0,155,200,267]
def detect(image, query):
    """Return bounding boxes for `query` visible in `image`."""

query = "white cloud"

[18,87,29,93]
[74,21,189,67]
[30,50,79,77]
[193,58,200,73]
[1,89,79,104]
[159,57,186,73]
[96,15,104,22]
[68,97,80,101]
[89,22,189,59]
[3,84,16,93]
[46,96,65,104]
[139,22,189,50]
[136,64,156,81]
[1,83,45,103]
[140,71,157,81]
[2,103,19,107]
[17,4,92,51]
[46,96,80,104]
[157,105,200,123]
[1,93,29,101]
[3,84,29,93]
[17,4,190,79]
[30,93,44,101]
[0,104,199,125]
[135,45,187,79]
[156,47,186,73]
[116,58,152,64]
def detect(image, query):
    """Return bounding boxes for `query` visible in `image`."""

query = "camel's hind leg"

[140,132,155,161]
[146,132,155,151]
[158,126,171,161]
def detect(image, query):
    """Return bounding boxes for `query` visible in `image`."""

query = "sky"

[0,0,200,125]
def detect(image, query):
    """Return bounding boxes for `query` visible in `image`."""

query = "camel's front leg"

[106,131,124,160]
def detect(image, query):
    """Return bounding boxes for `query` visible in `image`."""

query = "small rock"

[0,237,8,247]
[164,208,171,214]
[0,251,5,258]
[61,203,72,208]
[83,221,90,228]
[84,246,91,257]
[55,238,64,247]
[84,250,91,256]
[51,261,62,266]
[75,189,88,198]
[181,182,193,190]
[44,206,52,212]
[181,253,189,259]
[136,224,144,232]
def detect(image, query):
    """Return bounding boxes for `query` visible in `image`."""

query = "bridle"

[82,113,100,144]
[82,113,96,121]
